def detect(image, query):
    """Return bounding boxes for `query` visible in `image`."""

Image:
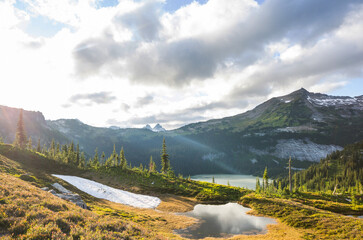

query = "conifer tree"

[36,138,41,152]
[160,138,170,174]
[101,152,105,165]
[149,156,155,172]
[42,144,47,154]
[79,152,86,168]
[15,109,27,148]
[56,143,60,156]
[111,144,118,166]
[212,176,215,183]
[119,147,127,169]
[76,143,80,166]
[256,177,261,193]
[27,137,32,150]
[263,167,269,191]
[92,148,100,169]
[289,157,292,193]
[50,139,55,157]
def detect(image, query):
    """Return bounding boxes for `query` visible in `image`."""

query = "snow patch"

[250,159,258,164]
[52,175,161,209]
[274,139,343,162]
[202,152,225,161]
[307,95,363,109]
[276,126,316,133]
[273,160,279,165]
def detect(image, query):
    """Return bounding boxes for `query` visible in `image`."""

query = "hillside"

[0,144,252,239]
[1,144,362,240]
[1,88,363,176]
[278,140,363,193]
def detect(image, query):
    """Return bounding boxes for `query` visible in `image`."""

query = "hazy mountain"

[143,124,166,132]
[1,88,363,176]
[0,105,68,146]
[152,124,166,132]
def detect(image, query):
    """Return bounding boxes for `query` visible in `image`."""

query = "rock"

[54,193,88,209]
[49,183,88,209]
[41,187,49,191]
[52,183,72,194]
[48,189,57,194]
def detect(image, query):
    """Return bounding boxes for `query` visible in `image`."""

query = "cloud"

[108,98,249,129]
[120,103,130,112]
[68,92,117,106]
[116,0,163,42]
[135,94,154,108]
[4,0,363,130]
[72,0,361,87]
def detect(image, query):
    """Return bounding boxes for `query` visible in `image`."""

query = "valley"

[0,139,362,239]
[1,89,363,177]
[0,89,363,239]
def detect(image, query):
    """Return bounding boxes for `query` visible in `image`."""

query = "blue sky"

[1,0,362,128]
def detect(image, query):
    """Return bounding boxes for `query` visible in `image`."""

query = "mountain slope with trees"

[1,88,363,176]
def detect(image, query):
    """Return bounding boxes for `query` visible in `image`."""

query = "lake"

[191,174,258,190]
[175,203,276,239]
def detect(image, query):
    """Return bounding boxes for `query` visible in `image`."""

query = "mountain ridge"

[1,88,363,176]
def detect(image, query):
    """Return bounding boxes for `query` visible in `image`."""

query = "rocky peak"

[153,123,166,132]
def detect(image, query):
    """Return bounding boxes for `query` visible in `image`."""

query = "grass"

[0,173,156,239]
[0,143,251,203]
[240,193,363,240]
[0,143,251,239]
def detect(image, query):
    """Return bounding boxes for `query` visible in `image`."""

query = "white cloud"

[1,0,362,129]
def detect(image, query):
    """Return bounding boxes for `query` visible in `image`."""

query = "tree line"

[12,109,172,175]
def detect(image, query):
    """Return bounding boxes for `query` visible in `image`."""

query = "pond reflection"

[175,203,276,239]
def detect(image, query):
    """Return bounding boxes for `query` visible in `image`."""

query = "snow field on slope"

[52,174,161,209]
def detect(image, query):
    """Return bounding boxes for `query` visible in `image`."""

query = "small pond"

[175,203,276,239]
[191,174,258,190]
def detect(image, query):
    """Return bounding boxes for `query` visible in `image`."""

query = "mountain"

[152,124,166,132]
[144,124,166,132]
[1,88,363,176]
[144,124,153,131]
[279,140,363,193]
[0,105,68,145]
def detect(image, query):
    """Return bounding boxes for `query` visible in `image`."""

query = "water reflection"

[191,174,268,190]
[175,203,276,239]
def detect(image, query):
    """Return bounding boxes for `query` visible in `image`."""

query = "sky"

[1,0,363,130]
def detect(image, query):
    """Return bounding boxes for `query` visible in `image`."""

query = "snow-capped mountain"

[143,124,166,132]
[152,124,166,132]
[2,88,363,176]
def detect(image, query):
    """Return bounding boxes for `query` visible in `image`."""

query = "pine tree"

[92,148,99,169]
[50,139,55,157]
[56,143,60,156]
[76,143,80,166]
[36,138,41,152]
[101,152,105,165]
[79,152,86,168]
[160,138,170,174]
[111,144,118,166]
[149,156,155,172]
[212,176,215,183]
[289,157,292,193]
[256,177,261,193]
[263,167,269,192]
[119,147,127,169]
[42,144,47,154]
[27,137,32,150]
[14,109,27,148]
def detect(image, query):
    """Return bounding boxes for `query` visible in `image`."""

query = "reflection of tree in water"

[175,203,275,239]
